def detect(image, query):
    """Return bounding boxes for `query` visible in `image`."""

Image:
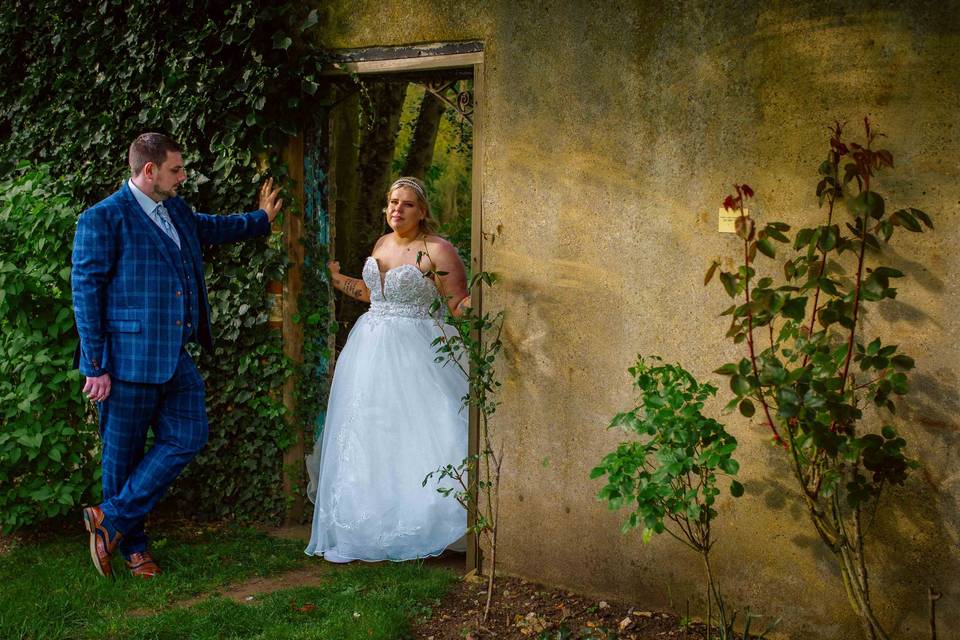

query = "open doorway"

[296,43,484,571]
[327,71,474,351]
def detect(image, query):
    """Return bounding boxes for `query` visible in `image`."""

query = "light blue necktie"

[153,203,181,248]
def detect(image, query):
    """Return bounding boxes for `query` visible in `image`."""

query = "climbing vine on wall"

[0,1,330,523]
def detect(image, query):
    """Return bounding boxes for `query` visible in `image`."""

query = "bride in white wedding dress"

[305,177,471,563]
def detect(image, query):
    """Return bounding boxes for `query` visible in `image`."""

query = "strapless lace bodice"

[362,257,438,319]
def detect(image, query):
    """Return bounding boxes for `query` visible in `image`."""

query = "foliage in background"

[392,83,474,264]
[592,357,775,639]
[438,210,473,271]
[705,119,930,640]
[0,166,98,533]
[0,0,330,524]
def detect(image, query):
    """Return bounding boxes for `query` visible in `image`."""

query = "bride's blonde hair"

[386,177,438,235]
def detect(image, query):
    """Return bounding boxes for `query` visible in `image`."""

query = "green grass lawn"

[0,525,455,640]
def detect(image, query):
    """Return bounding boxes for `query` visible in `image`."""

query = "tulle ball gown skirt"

[305,307,468,562]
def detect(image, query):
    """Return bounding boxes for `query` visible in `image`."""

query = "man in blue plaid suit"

[71,133,283,579]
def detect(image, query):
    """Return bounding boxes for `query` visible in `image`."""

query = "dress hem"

[303,545,461,563]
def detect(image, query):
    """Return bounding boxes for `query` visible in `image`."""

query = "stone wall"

[315,2,960,636]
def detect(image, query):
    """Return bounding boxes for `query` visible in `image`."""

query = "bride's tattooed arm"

[340,276,370,301]
[328,261,371,303]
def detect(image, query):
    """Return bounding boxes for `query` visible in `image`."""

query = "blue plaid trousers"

[98,349,207,556]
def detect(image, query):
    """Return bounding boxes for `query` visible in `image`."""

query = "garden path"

[167,524,465,608]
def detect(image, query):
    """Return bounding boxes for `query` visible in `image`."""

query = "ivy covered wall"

[0,1,328,525]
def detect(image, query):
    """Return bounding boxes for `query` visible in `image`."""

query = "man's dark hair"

[128,133,182,176]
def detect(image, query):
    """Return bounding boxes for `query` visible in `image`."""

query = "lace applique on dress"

[363,257,438,321]
[305,256,468,562]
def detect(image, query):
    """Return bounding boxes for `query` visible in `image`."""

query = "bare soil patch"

[184,565,327,607]
[412,574,727,640]
[0,533,16,556]
[128,550,330,617]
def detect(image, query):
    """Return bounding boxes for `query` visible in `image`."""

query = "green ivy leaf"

[910,208,933,229]
[730,480,744,497]
[781,296,808,321]
[731,375,750,396]
[890,209,921,232]
[719,271,737,298]
[719,458,739,475]
[301,9,319,31]
[704,260,719,286]
[891,354,914,370]
[847,191,885,219]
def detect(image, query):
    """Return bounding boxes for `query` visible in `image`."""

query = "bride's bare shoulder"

[424,234,457,255]
[372,233,394,253]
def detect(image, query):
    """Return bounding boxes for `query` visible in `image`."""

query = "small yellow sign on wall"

[719,207,749,233]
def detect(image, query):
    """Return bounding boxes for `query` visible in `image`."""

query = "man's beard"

[153,185,178,200]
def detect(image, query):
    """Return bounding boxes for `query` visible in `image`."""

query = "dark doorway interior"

[326,71,474,350]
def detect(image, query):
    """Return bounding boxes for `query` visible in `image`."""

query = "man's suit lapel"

[118,184,181,273]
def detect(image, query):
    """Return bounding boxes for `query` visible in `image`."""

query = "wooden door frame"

[284,41,485,572]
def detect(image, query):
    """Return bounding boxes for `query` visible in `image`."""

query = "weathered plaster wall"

[316,1,960,637]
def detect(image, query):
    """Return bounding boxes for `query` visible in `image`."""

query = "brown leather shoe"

[125,552,161,579]
[82,506,122,578]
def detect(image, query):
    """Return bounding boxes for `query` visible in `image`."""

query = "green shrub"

[0,165,99,532]
[592,356,753,636]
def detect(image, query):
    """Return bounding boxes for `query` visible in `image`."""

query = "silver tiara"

[391,178,426,200]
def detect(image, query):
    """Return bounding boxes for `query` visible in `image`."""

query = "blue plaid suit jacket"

[71,182,270,384]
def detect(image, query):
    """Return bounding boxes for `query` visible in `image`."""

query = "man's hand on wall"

[259,177,283,224]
